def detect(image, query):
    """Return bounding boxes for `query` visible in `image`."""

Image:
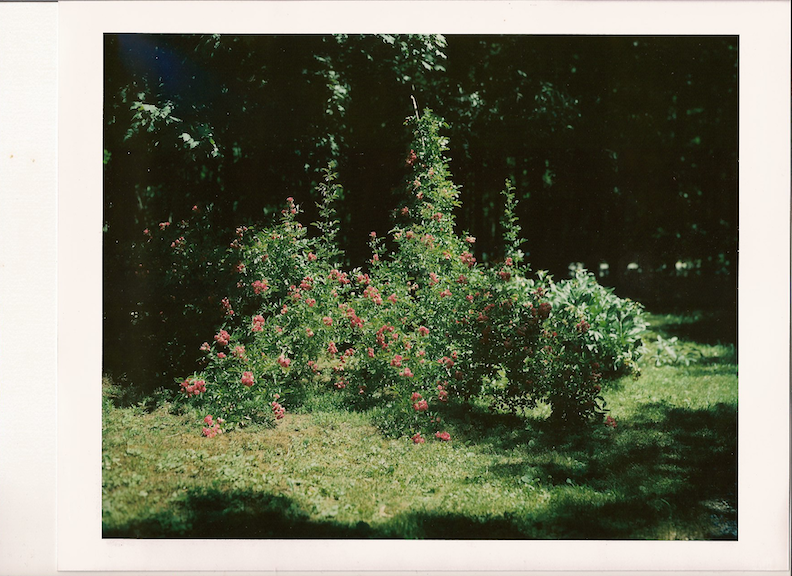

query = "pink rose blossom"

[252,279,269,294]
[214,330,230,346]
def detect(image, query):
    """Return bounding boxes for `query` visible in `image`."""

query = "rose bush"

[167,110,646,437]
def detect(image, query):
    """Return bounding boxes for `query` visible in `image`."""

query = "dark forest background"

[103,34,738,387]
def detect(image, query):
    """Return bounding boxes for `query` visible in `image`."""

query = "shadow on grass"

[478,401,738,540]
[647,309,737,348]
[105,401,736,540]
[103,489,379,539]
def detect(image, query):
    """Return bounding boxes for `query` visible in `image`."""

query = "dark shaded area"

[103,489,377,538]
[650,309,738,348]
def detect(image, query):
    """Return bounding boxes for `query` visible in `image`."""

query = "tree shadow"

[475,400,737,540]
[648,309,737,348]
[103,488,380,539]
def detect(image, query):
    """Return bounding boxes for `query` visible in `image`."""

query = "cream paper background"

[44,1,792,573]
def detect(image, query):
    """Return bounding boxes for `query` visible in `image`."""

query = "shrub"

[168,110,646,436]
[547,269,647,377]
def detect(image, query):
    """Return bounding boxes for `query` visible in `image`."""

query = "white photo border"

[58,1,791,572]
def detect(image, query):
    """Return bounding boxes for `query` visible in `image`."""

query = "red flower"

[410,392,423,401]
[180,378,206,397]
[214,330,230,347]
[241,371,254,387]
[221,297,234,316]
[252,314,265,332]
[413,399,428,412]
[252,279,269,294]
[435,431,451,442]
[605,415,617,428]
[418,326,430,337]
[412,433,425,444]
[460,252,476,268]
[390,354,404,367]
[323,316,333,326]
[537,302,552,319]
[278,354,291,368]
[401,367,414,378]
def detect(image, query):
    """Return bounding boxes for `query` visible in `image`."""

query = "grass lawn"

[102,310,737,539]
